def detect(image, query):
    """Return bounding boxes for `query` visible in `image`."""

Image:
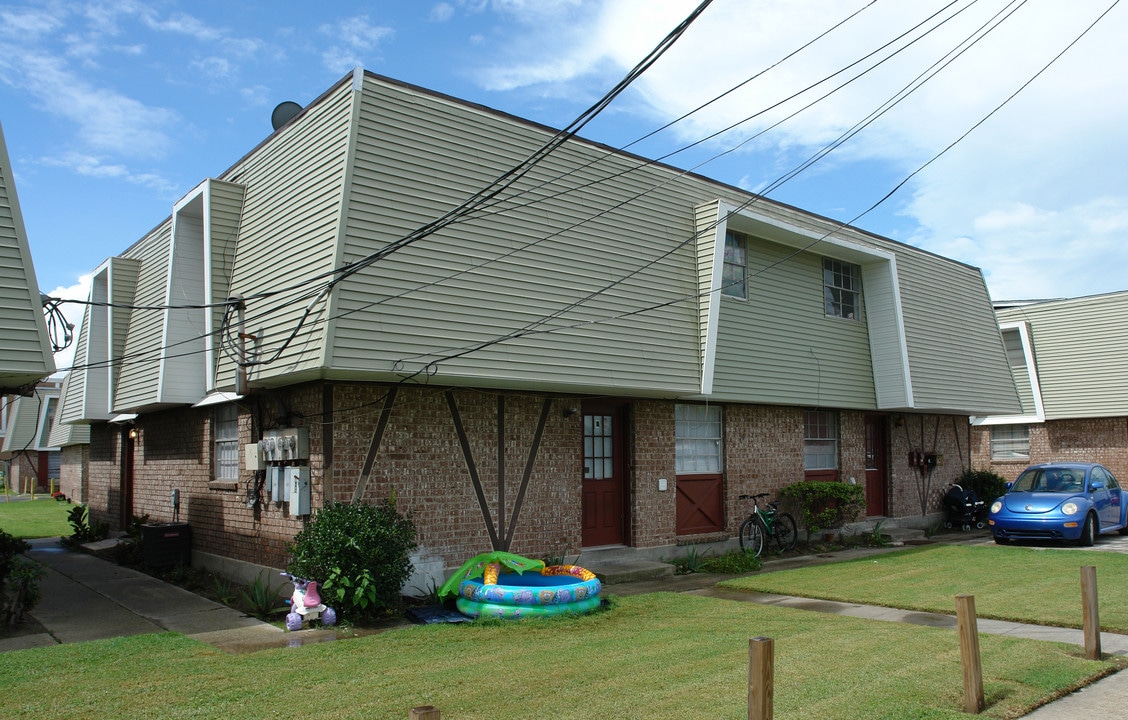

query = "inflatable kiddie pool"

[437,552,603,620]
[456,564,602,619]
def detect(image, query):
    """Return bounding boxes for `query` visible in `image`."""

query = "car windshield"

[1012,467,1085,493]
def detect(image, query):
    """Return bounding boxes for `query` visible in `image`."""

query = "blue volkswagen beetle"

[989,462,1128,545]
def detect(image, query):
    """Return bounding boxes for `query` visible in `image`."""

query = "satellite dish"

[271,101,303,131]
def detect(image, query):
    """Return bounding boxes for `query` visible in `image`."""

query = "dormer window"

[823,258,861,320]
[722,230,747,299]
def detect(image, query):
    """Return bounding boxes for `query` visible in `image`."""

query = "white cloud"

[46,274,91,372]
[470,0,1128,300]
[40,152,176,193]
[318,15,395,73]
[429,3,456,22]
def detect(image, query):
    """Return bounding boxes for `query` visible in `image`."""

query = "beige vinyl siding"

[694,201,721,383]
[997,293,1128,419]
[48,370,90,447]
[0,388,57,452]
[328,75,703,393]
[896,251,1020,414]
[110,257,141,394]
[1001,327,1037,415]
[57,256,141,423]
[1,394,39,452]
[0,124,54,388]
[212,80,353,389]
[114,222,173,411]
[709,240,877,407]
[164,200,208,404]
[205,179,245,390]
[56,303,90,425]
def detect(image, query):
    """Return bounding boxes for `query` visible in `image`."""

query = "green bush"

[0,529,31,586]
[700,549,763,574]
[2,558,43,626]
[62,505,108,547]
[780,480,865,541]
[286,501,416,623]
[955,467,1009,504]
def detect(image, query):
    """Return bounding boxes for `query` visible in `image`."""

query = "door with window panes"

[675,404,724,535]
[581,400,629,547]
[864,414,888,517]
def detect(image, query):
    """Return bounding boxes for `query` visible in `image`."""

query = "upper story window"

[722,230,747,299]
[214,403,240,482]
[675,404,723,474]
[990,424,1029,461]
[823,258,861,320]
[804,410,838,478]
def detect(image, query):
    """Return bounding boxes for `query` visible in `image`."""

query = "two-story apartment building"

[54,70,1021,582]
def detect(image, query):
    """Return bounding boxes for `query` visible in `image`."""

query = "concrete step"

[583,558,675,585]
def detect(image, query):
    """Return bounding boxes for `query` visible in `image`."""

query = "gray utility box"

[141,523,192,568]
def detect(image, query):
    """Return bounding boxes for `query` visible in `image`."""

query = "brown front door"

[581,401,629,547]
[864,414,888,517]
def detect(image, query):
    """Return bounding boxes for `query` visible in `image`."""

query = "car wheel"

[1079,514,1097,547]
[994,535,1009,545]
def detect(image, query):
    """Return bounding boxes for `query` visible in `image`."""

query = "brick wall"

[83,378,980,576]
[58,444,88,502]
[971,417,1128,482]
[888,414,974,517]
[87,388,324,570]
[341,385,583,566]
[631,401,677,548]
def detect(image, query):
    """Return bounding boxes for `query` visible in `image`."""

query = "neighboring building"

[0,121,55,395]
[55,70,1020,583]
[0,120,58,491]
[1,379,62,494]
[47,371,91,502]
[972,292,1128,481]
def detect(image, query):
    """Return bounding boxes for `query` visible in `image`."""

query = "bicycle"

[738,492,798,556]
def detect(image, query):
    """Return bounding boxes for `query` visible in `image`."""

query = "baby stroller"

[942,483,988,531]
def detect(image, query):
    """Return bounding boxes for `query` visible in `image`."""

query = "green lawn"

[0,497,74,538]
[720,544,1128,633]
[0,592,1120,719]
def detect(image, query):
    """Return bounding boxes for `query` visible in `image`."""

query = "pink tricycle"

[280,572,337,630]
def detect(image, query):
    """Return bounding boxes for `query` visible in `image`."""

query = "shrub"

[287,500,416,623]
[0,529,31,586]
[955,467,1009,504]
[700,549,762,574]
[62,505,109,547]
[780,480,865,541]
[2,558,43,626]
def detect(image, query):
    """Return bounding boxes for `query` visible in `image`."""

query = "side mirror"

[1091,480,1105,491]
[1004,481,1013,490]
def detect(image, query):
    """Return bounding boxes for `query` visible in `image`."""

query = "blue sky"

[3,0,1127,369]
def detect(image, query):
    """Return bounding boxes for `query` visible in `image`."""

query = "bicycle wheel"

[772,513,798,552]
[739,517,765,557]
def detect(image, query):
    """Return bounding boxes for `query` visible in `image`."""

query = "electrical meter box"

[286,466,311,516]
[261,427,310,462]
[268,466,287,502]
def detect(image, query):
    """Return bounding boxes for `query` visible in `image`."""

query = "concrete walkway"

[1,538,336,653]
[4,536,1126,717]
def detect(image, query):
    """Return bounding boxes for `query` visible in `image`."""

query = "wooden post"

[1081,565,1101,660]
[748,636,774,720]
[409,706,440,720]
[955,594,984,714]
